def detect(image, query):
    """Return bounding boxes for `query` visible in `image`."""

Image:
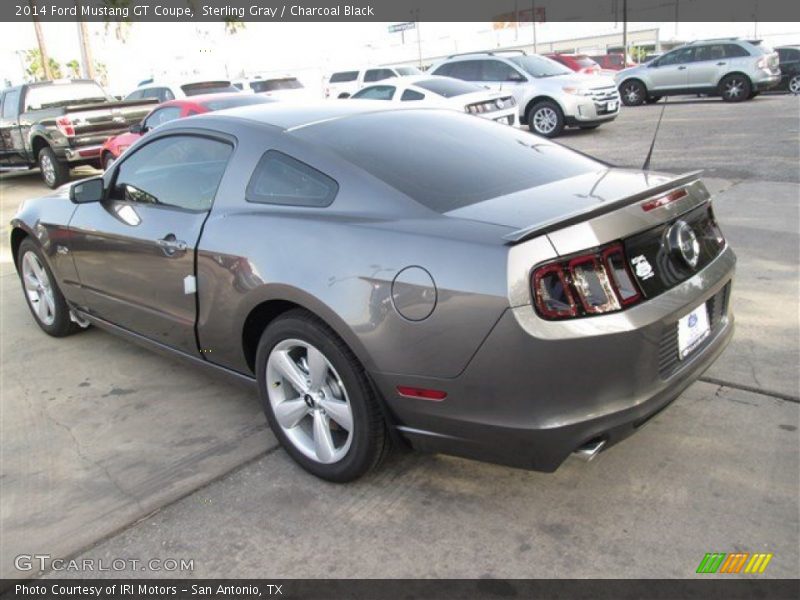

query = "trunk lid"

[445,168,701,244]
[63,98,157,141]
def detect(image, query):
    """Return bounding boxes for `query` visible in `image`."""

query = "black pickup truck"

[0,79,155,188]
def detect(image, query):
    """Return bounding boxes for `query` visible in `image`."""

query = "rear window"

[200,95,276,111]
[181,82,239,96]
[415,78,481,98]
[297,111,599,213]
[250,78,303,92]
[25,82,109,110]
[329,71,358,83]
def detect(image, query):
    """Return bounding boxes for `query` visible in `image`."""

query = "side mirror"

[70,177,104,204]
[129,122,144,134]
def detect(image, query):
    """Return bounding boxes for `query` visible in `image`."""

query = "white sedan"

[350,76,517,125]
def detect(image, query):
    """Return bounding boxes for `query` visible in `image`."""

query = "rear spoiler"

[503,170,704,244]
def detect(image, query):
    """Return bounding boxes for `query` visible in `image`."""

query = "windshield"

[250,79,303,92]
[25,82,110,110]
[415,78,481,98]
[394,66,423,76]
[510,55,572,78]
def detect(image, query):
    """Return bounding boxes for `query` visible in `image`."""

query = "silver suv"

[615,39,780,105]
[430,51,620,137]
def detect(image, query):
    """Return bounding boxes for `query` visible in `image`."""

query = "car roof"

[206,101,441,131]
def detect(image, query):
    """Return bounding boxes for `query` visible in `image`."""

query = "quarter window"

[400,89,425,101]
[144,107,182,130]
[246,150,338,208]
[111,135,232,211]
[724,44,750,58]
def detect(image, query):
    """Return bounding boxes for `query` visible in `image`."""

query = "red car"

[589,53,638,71]
[100,93,275,169]
[544,53,602,75]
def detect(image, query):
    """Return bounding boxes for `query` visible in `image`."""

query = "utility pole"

[531,0,538,53]
[29,0,52,80]
[622,0,628,63]
[75,1,96,79]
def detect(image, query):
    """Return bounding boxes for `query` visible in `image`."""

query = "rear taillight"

[56,116,75,137]
[531,243,642,320]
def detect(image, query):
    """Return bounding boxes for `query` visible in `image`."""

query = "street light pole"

[622,0,628,63]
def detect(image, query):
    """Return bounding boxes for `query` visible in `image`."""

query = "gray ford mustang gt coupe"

[10,102,735,482]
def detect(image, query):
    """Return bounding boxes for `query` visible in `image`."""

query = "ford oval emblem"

[667,220,700,268]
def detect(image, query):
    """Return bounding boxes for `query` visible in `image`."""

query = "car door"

[648,47,694,91]
[480,59,526,92]
[687,44,730,90]
[0,87,26,166]
[68,132,234,354]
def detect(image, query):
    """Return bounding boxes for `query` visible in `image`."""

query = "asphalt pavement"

[0,93,797,580]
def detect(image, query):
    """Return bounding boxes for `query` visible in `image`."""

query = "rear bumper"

[753,73,781,91]
[373,249,736,472]
[63,144,103,162]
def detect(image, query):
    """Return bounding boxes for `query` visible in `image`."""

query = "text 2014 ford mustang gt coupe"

[10,103,735,482]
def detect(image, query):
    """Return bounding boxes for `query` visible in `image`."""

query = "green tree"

[66,59,81,77]
[23,49,62,80]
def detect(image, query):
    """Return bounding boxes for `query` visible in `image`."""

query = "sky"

[1,20,798,95]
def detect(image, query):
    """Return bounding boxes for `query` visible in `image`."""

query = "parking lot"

[1,93,798,579]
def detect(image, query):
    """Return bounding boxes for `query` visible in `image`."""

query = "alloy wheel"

[40,154,56,187]
[533,107,558,135]
[623,83,640,104]
[21,251,56,326]
[723,78,744,100]
[266,339,354,464]
[790,75,800,95]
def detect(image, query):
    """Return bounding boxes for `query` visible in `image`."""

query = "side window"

[141,88,160,100]
[724,44,750,58]
[112,135,232,211]
[482,60,522,81]
[2,89,20,119]
[125,90,143,100]
[693,45,726,62]
[351,85,396,100]
[363,68,395,82]
[246,150,338,208]
[162,88,175,101]
[448,60,482,81]
[401,89,425,101]
[144,107,182,130]
[657,47,694,66]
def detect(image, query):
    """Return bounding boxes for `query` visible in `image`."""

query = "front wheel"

[527,100,564,138]
[620,80,646,106]
[719,74,751,102]
[17,238,83,337]
[788,74,800,94]
[38,146,70,189]
[256,310,389,482]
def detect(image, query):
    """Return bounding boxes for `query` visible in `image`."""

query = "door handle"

[156,235,188,254]
[716,62,727,66]
[678,66,687,70]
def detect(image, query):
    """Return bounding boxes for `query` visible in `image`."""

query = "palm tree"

[29,0,52,79]
[66,59,81,77]
[23,49,62,80]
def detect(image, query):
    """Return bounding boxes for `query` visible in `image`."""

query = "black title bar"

[2,0,799,23]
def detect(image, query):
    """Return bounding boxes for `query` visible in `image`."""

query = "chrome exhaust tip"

[573,439,606,462]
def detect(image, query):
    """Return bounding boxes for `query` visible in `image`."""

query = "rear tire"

[17,238,83,337]
[719,74,751,102]
[527,100,564,138]
[620,80,646,106]
[255,309,389,482]
[38,146,69,189]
